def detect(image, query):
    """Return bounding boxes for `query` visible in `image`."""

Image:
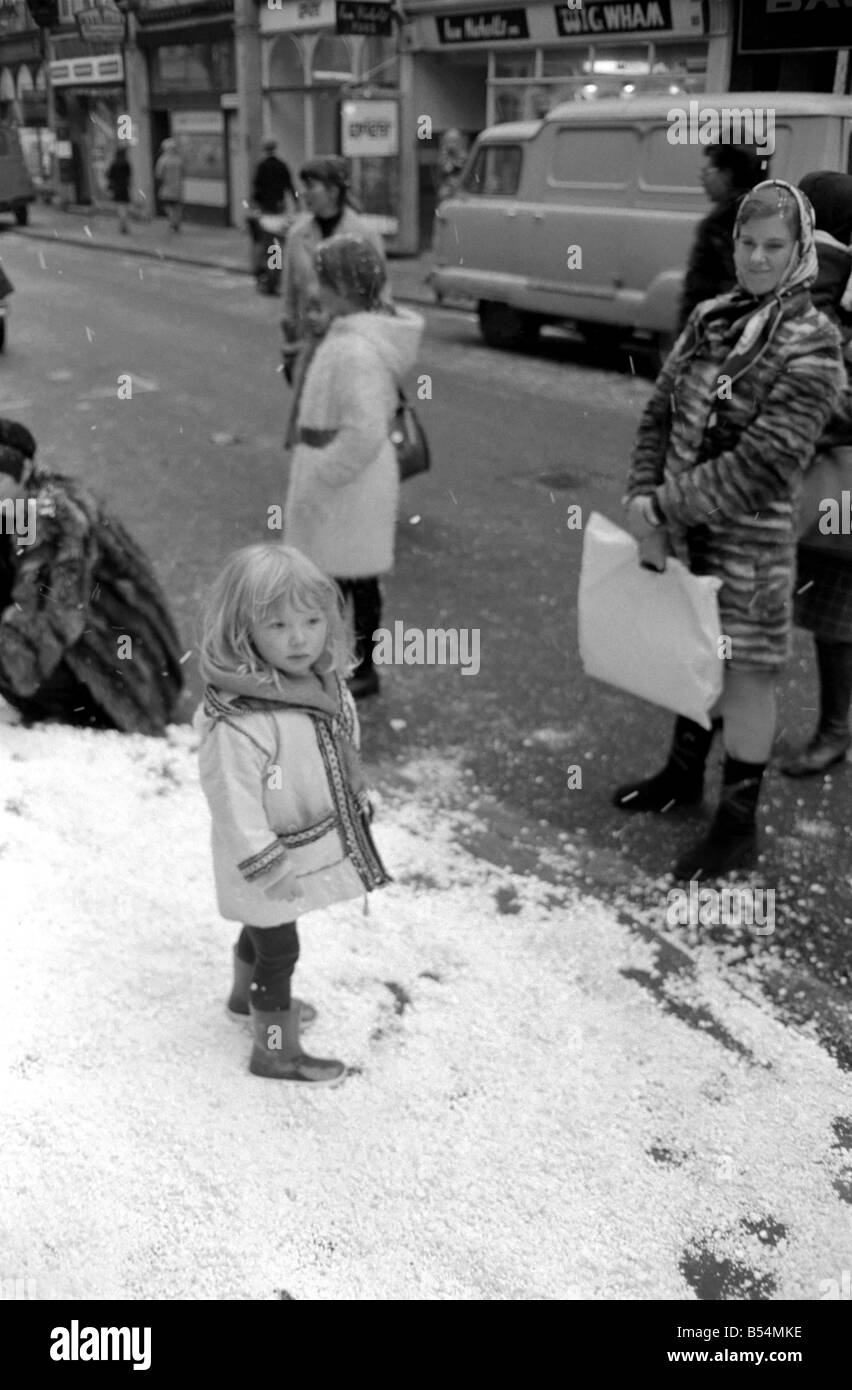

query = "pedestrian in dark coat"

[781,171,852,777]
[0,419,184,734]
[252,139,296,215]
[614,181,845,880]
[106,146,132,234]
[678,143,766,332]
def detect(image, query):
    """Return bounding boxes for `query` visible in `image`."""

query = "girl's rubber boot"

[228,949,316,1027]
[672,757,765,882]
[613,716,720,813]
[249,1000,345,1084]
[781,639,852,777]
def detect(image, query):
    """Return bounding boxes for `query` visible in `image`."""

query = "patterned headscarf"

[684,179,818,387]
[315,234,386,311]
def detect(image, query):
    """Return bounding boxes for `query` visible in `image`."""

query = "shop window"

[541,49,587,80]
[494,53,536,80]
[463,144,522,197]
[311,35,355,84]
[269,34,304,90]
[151,42,234,95]
[550,127,636,187]
[361,36,398,88]
[493,91,522,124]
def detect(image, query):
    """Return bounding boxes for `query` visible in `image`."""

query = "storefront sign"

[335,1,391,35]
[340,98,398,156]
[739,0,852,54]
[260,0,337,32]
[76,3,126,43]
[436,8,529,42]
[172,110,225,135]
[49,53,124,86]
[555,1,675,36]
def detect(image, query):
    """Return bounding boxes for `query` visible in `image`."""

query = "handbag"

[390,388,431,481]
[578,512,724,729]
[797,446,852,552]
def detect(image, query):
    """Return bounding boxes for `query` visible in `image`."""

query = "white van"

[431,94,852,356]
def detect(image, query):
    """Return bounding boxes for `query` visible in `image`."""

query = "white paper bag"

[578,511,724,729]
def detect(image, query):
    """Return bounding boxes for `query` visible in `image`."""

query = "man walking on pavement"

[252,139,296,215]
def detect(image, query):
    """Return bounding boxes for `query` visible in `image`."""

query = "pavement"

[10,201,453,309]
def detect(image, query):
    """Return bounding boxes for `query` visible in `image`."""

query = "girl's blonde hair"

[200,544,356,683]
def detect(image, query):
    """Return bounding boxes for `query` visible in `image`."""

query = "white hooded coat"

[284,307,424,577]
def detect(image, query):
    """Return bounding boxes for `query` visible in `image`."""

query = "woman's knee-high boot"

[781,639,852,777]
[673,756,765,881]
[613,716,720,812]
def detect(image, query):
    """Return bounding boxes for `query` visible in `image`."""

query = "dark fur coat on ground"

[0,420,184,734]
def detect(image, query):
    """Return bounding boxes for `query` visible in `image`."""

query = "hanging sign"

[335,1,392,35]
[76,3,125,42]
[340,99,398,157]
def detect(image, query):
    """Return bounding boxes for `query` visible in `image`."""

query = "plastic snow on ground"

[1,702,850,1301]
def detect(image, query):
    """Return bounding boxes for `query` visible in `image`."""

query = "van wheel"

[580,323,621,353]
[14,205,28,227]
[478,301,540,350]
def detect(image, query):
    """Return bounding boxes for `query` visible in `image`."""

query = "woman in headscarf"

[781,172,852,777]
[154,137,184,233]
[612,180,845,880]
[280,156,389,389]
[283,235,423,700]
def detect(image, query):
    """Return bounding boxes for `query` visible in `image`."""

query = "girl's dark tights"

[236,922,299,1011]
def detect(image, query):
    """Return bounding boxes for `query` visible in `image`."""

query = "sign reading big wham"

[555,1,675,36]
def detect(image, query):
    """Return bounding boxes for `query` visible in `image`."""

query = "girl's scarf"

[666,180,820,465]
[201,660,391,892]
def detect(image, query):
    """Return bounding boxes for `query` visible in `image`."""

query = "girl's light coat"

[284,308,424,577]
[194,687,366,926]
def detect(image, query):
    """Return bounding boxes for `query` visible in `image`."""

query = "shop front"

[0,23,50,188]
[406,0,729,246]
[49,47,125,203]
[731,0,852,95]
[261,0,402,244]
[136,0,235,225]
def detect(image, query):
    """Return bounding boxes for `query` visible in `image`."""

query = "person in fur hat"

[0,418,183,733]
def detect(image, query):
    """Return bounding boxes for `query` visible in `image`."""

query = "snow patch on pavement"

[1,705,850,1300]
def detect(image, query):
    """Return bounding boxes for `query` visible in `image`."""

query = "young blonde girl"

[195,544,390,1084]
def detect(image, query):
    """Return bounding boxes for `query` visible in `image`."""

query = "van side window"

[640,129,704,192]
[463,145,522,197]
[549,128,636,188]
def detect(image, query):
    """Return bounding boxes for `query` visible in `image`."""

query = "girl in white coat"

[195,543,391,1084]
[284,234,424,699]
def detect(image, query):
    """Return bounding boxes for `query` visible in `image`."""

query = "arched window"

[268,34,304,90]
[310,34,355,85]
[360,36,398,88]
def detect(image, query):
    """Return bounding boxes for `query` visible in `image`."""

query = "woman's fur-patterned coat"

[0,457,184,734]
[626,300,845,669]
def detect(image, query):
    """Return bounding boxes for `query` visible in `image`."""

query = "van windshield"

[463,144,523,197]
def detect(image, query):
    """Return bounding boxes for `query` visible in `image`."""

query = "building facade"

[7,0,851,244]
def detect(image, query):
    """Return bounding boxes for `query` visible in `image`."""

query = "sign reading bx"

[341,100,398,158]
